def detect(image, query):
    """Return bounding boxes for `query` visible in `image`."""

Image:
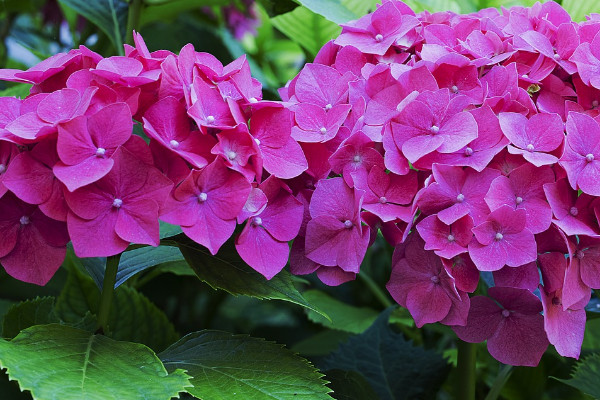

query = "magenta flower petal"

[235,221,290,280]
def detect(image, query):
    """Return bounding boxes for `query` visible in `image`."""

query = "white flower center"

[254,138,261,146]
[344,220,353,229]
[553,53,560,60]
[198,192,208,202]
[320,127,327,134]
[0,164,5,174]
[495,232,504,241]
[570,206,579,216]
[464,147,473,157]
[19,215,30,225]
[95,147,106,157]
[226,150,237,161]
[206,115,215,124]
[593,100,599,108]
[249,97,258,103]
[576,250,585,259]
[375,34,383,42]
[430,275,440,284]
[526,143,534,152]
[379,196,387,204]
[451,85,459,93]
[456,193,465,203]
[430,125,440,134]
[502,309,510,317]
[169,140,179,149]
[586,153,595,162]
[353,155,362,163]
[447,234,455,242]
[325,103,332,110]
[112,198,123,208]
[516,196,523,205]
[252,217,263,226]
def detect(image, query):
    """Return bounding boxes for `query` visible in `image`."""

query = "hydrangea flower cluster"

[2,0,600,367]
[279,0,600,366]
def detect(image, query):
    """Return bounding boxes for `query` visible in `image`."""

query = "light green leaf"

[140,0,229,26]
[159,330,333,400]
[294,0,357,24]
[271,6,341,56]
[556,352,600,398]
[58,0,127,51]
[0,84,32,99]
[174,236,328,318]
[0,324,191,400]
[562,0,600,22]
[304,290,378,334]
[56,264,179,352]
[2,297,58,339]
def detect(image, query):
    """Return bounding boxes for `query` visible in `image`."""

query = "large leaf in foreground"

[556,352,600,398]
[159,330,333,400]
[0,325,190,400]
[321,308,450,400]
[174,236,326,317]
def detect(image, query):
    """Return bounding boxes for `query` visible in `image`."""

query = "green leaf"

[160,221,183,239]
[271,6,341,56]
[2,297,58,339]
[159,330,333,400]
[292,330,352,357]
[320,308,450,400]
[58,0,127,52]
[56,263,179,352]
[81,246,185,289]
[556,352,600,398]
[304,290,378,334]
[140,0,229,26]
[0,324,191,400]
[174,235,327,318]
[294,0,357,24]
[257,0,299,16]
[0,84,32,99]
[562,0,600,22]
[325,369,379,400]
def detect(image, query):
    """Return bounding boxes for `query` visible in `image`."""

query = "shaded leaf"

[0,324,191,400]
[556,353,600,398]
[325,369,379,400]
[304,290,378,334]
[160,330,333,400]
[2,297,58,339]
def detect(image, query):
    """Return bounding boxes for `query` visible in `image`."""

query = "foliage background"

[1,0,600,399]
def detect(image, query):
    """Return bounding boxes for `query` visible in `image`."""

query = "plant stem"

[125,0,144,46]
[96,254,121,334]
[484,364,513,400]
[457,340,477,400]
[358,272,393,308]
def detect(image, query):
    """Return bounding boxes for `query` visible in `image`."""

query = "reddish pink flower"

[0,192,69,285]
[187,77,239,131]
[571,31,600,89]
[305,177,370,272]
[0,141,19,197]
[493,262,539,292]
[417,214,473,259]
[468,205,537,271]
[235,178,303,279]
[329,131,384,186]
[452,286,549,366]
[92,56,160,87]
[292,103,351,143]
[544,179,599,237]
[498,112,564,167]
[212,124,260,182]
[293,63,353,108]
[162,159,251,255]
[65,148,172,257]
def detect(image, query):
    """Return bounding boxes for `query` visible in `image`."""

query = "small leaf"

[140,0,229,26]
[556,353,600,398]
[304,290,378,333]
[294,0,357,24]
[159,221,183,239]
[320,308,450,400]
[2,297,59,339]
[562,0,600,22]
[56,263,179,352]
[325,369,379,400]
[0,84,32,99]
[58,0,127,51]
[0,324,191,400]
[174,235,327,318]
[159,330,333,400]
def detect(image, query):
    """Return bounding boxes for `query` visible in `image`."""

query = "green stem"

[125,0,144,46]
[457,340,477,400]
[484,365,513,400]
[358,272,393,308]
[96,254,121,334]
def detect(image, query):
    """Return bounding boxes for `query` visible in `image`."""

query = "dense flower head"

[3,0,600,367]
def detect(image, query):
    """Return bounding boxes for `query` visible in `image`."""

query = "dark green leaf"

[174,235,327,317]
[0,324,191,400]
[160,221,183,239]
[325,369,379,400]
[58,0,127,51]
[159,330,333,400]
[257,0,299,16]
[321,308,450,400]
[556,353,600,398]
[2,297,58,339]
[294,0,357,24]
[140,0,228,26]
[304,290,378,333]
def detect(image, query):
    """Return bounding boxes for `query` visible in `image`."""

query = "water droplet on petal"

[19,216,30,225]
[576,249,585,259]
[522,74,529,79]
[495,232,504,241]
[198,192,208,202]
[112,198,123,208]
[206,115,215,124]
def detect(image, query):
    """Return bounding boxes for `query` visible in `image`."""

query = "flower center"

[379,196,387,204]
[515,196,523,205]
[501,309,510,318]
[206,115,215,124]
[0,164,5,174]
[226,150,237,161]
[451,85,459,93]
[586,153,595,163]
[19,215,30,225]
[576,249,585,259]
[430,125,440,134]
[325,103,332,110]
[447,234,455,242]
[552,297,561,306]
[495,232,504,241]
[169,140,179,149]
[353,155,362,163]
[375,34,383,42]
[249,97,258,103]
[522,74,529,79]
[320,127,327,135]
[464,147,473,157]
[95,147,106,157]
[112,198,123,208]
[344,220,353,229]
[526,143,534,152]
[430,275,440,284]
[593,100,599,108]
[254,138,261,146]
[456,193,465,203]
[252,217,263,226]
[198,192,208,202]
[570,206,579,216]
[553,53,560,60]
